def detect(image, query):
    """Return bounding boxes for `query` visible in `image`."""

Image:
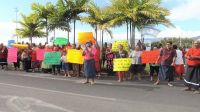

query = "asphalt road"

[0,70,199,112]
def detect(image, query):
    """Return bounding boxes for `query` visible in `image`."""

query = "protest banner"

[44,52,61,65]
[8,40,15,48]
[8,47,18,63]
[53,37,68,45]
[113,58,132,71]
[36,49,45,61]
[78,32,95,45]
[112,40,129,52]
[67,49,84,64]
[141,50,160,64]
[12,44,28,49]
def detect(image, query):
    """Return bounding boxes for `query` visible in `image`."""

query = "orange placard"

[141,50,160,64]
[78,32,95,45]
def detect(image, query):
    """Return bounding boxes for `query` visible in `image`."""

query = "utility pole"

[15,8,18,42]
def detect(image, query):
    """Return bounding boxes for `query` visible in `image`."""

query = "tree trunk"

[102,30,104,49]
[130,20,132,45]
[30,37,32,44]
[95,25,98,40]
[54,29,56,40]
[67,31,70,42]
[130,22,135,47]
[73,19,76,44]
[127,20,129,41]
[46,18,48,44]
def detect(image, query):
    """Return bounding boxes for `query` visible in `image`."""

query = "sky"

[0,0,200,45]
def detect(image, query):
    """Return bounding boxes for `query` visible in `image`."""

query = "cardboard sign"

[44,52,61,65]
[113,58,132,71]
[8,47,18,63]
[36,49,45,61]
[53,37,68,45]
[8,40,15,48]
[67,49,84,64]
[78,32,95,45]
[141,50,160,64]
[12,44,28,49]
[112,40,129,52]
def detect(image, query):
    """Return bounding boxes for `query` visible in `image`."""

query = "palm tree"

[81,2,113,46]
[109,0,172,47]
[48,3,71,40]
[63,0,91,44]
[31,2,55,43]
[16,14,46,44]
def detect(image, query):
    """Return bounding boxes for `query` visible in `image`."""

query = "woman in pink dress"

[82,41,96,85]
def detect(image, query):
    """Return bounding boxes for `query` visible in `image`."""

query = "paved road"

[0,70,199,112]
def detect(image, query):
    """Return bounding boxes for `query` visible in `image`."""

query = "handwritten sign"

[112,40,129,52]
[141,50,160,64]
[44,52,61,65]
[53,37,68,45]
[8,47,18,63]
[67,49,84,64]
[78,32,95,45]
[36,49,45,61]
[113,58,132,71]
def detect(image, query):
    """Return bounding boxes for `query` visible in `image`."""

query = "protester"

[155,41,176,87]
[129,45,143,80]
[21,49,31,72]
[13,49,22,70]
[52,46,61,75]
[41,44,52,73]
[82,41,96,85]
[173,45,185,80]
[105,43,114,75]
[0,44,8,70]
[115,44,128,82]
[184,40,200,94]
[149,46,160,81]
[93,42,101,78]
[61,51,70,77]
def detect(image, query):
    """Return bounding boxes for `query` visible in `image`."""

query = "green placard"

[53,37,68,45]
[44,52,61,65]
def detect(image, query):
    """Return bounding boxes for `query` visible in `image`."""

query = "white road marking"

[0,95,74,112]
[0,82,117,101]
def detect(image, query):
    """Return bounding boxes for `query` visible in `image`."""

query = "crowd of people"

[0,40,200,94]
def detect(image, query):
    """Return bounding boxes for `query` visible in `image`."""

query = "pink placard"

[36,49,45,61]
[8,47,18,63]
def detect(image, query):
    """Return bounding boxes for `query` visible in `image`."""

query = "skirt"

[84,59,95,78]
[174,64,184,75]
[129,64,143,74]
[62,62,69,71]
[0,58,7,66]
[184,65,200,87]
[158,65,174,81]
[95,61,100,72]
[32,61,40,69]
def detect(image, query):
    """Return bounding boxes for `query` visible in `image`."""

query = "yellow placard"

[78,32,95,45]
[67,49,84,64]
[112,40,129,52]
[113,58,132,71]
[12,44,28,49]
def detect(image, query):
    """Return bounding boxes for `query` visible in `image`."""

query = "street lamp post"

[15,8,18,42]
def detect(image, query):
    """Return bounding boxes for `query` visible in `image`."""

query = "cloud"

[0,22,16,44]
[158,27,200,38]
[169,0,200,21]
